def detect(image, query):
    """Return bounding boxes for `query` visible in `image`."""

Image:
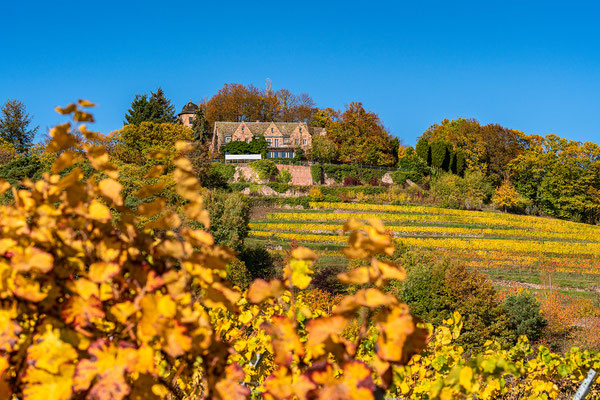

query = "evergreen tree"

[0,99,38,154]
[191,107,211,143]
[123,88,177,125]
[148,88,177,123]
[123,94,151,125]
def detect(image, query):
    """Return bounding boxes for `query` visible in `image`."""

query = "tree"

[191,105,211,143]
[123,94,151,125]
[124,88,177,125]
[147,87,177,123]
[309,134,338,163]
[0,99,38,153]
[504,291,547,343]
[325,102,396,166]
[493,179,520,211]
[116,122,193,164]
[204,83,279,124]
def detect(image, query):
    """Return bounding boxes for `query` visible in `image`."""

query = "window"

[225,136,231,143]
[242,126,245,132]
[295,140,299,145]
[267,138,272,145]
[284,138,291,145]
[303,139,307,145]
[274,139,279,147]
[271,127,274,133]
[268,152,273,158]
[289,152,294,158]
[188,117,193,124]
[246,139,249,143]
[299,127,302,133]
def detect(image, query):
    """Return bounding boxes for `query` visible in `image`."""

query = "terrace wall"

[275,164,313,186]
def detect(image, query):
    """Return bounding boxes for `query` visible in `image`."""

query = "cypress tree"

[0,99,38,154]
[191,107,211,143]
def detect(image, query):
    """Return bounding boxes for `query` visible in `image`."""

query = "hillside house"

[211,121,324,158]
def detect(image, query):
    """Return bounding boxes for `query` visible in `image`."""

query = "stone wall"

[276,164,313,186]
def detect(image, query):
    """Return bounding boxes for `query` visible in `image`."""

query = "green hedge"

[310,164,323,184]
[321,164,387,184]
[247,196,311,209]
[319,185,387,196]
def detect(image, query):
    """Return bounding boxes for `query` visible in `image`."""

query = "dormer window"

[271,127,274,133]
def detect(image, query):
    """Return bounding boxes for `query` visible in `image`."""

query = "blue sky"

[1,1,599,146]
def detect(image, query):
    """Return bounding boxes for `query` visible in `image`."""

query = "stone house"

[211,121,324,158]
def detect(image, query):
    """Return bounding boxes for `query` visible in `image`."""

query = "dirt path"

[492,279,599,294]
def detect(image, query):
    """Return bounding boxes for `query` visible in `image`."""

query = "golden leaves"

[88,199,111,221]
[0,304,21,351]
[262,316,304,366]
[88,261,120,283]
[98,178,123,206]
[247,279,284,303]
[23,326,78,400]
[62,295,105,327]
[284,247,317,289]
[10,246,54,273]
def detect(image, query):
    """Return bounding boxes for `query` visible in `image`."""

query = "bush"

[249,159,278,181]
[431,171,492,210]
[310,164,323,184]
[396,250,514,351]
[240,244,281,280]
[0,155,45,185]
[309,187,325,201]
[343,176,361,186]
[321,164,387,184]
[202,190,250,251]
[493,179,520,212]
[211,162,236,182]
[277,168,292,184]
[266,182,290,193]
[504,291,547,343]
[226,258,252,289]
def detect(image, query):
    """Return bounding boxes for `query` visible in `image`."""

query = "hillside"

[248,201,600,296]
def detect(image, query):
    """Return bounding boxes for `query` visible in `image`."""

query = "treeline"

[405,118,600,224]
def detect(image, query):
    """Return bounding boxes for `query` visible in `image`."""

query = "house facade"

[211,121,324,158]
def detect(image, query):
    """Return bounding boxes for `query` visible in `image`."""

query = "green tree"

[504,291,547,342]
[397,251,514,351]
[0,99,38,153]
[116,122,193,164]
[191,106,211,143]
[147,87,177,123]
[123,94,151,125]
[203,190,249,251]
[309,134,338,163]
[124,88,177,125]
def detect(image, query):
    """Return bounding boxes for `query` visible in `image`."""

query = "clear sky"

[1,1,599,146]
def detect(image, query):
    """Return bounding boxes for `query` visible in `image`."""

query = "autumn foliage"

[0,102,426,399]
